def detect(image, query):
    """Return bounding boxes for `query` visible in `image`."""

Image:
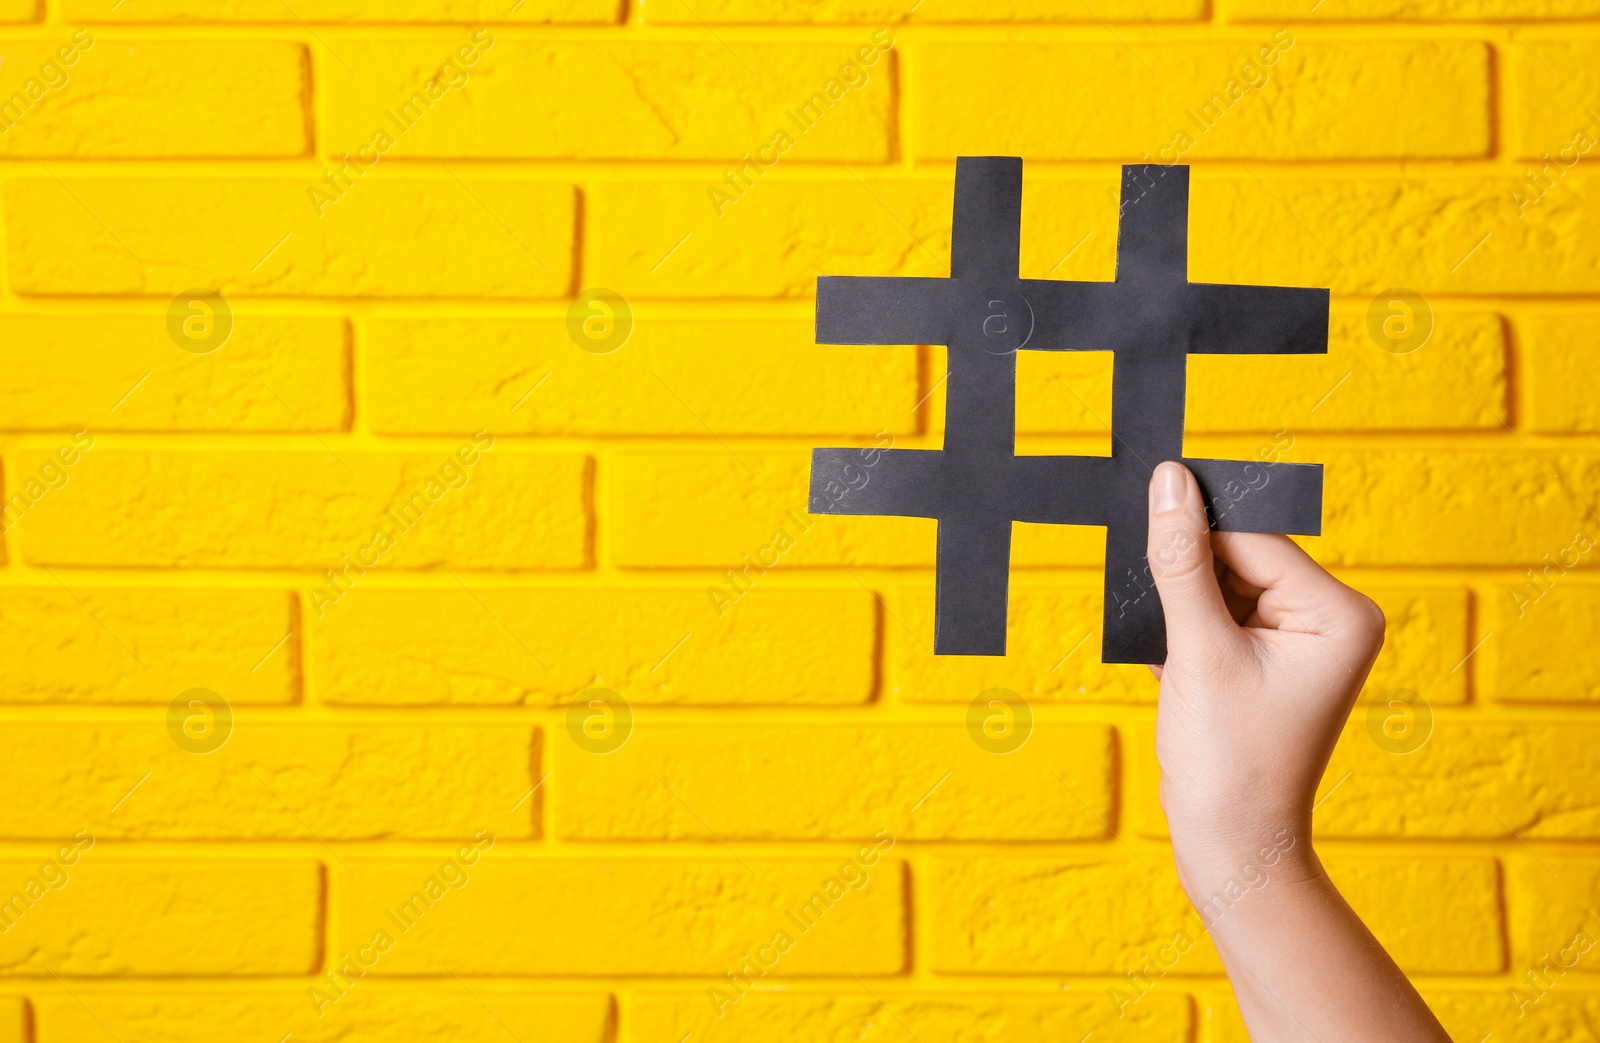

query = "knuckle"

[1350,591,1386,634]
[1360,596,1387,651]
[1337,591,1386,654]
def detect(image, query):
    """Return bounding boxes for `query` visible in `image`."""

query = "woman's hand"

[1145,459,1384,891]
[1144,460,1449,1042]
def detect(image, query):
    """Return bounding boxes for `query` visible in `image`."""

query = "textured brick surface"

[0,3,1572,1036]
[1510,43,1600,160]
[640,0,1203,20]
[0,858,320,975]
[69,0,617,17]
[917,40,1489,160]
[0,587,297,703]
[629,991,1193,1040]
[14,450,588,569]
[1427,990,1600,1042]
[1506,857,1600,974]
[1233,0,1600,14]
[0,315,348,431]
[1316,449,1599,566]
[1322,857,1503,973]
[0,38,307,156]
[608,450,937,567]
[366,316,918,435]
[33,991,611,1042]
[556,724,1113,840]
[328,40,894,161]
[1521,314,1600,432]
[0,725,535,839]
[6,178,574,297]
[334,858,907,974]
[1487,584,1600,703]
[929,855,1222,974]
[1184,174,1600,296]
[311,587,876,704]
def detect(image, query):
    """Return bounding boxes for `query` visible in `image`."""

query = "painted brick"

[0,858,319,975]
[1487,584,1600,703]
[1128,722,1600,839]
[928,856,1220,974]
[1506,857,1600,976]
[628,991,1193,1041]
[1205,990,1546,1042]
[1427,990,1600,1042]
[1510,42,1600,160]
[68,0,616,20]
[916,40,1488,160]
[334,858,906,975]
[1231,0,1600,16]
[1316,448,1600,568]
[1184,174,1600,296]
[6,178,573,298]
[0,39,307,156]
[1200,989,1248,1043]
[608,449,936,568]
[327,40,893,160]
[1362,586,1470,706]
[0,587,296,704]
[556,724,1114,840]
[1521,314,1600,432]
[33,991,610,1042]
[1322,857,1503,973]
[12,449,588,569]
[310,587,875,705]
[639,0,1203,20]
[0,724,534,839]
[0,315,347,431]
[365,316,918,436]
[0,0,1574,1027]
[1017,312,1506,434]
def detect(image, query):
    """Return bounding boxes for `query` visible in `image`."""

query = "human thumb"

[1146,461,1239,661]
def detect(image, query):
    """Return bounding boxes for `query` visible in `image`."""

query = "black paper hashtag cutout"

[809,158,1328,664]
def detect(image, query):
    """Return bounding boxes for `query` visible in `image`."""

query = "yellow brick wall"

[0,0,1593,1039]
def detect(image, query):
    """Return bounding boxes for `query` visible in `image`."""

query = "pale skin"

[1145,460,1450,1042]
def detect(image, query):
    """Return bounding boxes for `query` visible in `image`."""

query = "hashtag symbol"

[809,158,1327,664]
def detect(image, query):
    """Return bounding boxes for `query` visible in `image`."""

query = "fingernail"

[1152,461,1185,513]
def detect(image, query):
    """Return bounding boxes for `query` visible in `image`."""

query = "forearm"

[1180,845,1450,1042]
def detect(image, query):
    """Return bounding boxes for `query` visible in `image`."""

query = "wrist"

[1171,825,1322,922]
